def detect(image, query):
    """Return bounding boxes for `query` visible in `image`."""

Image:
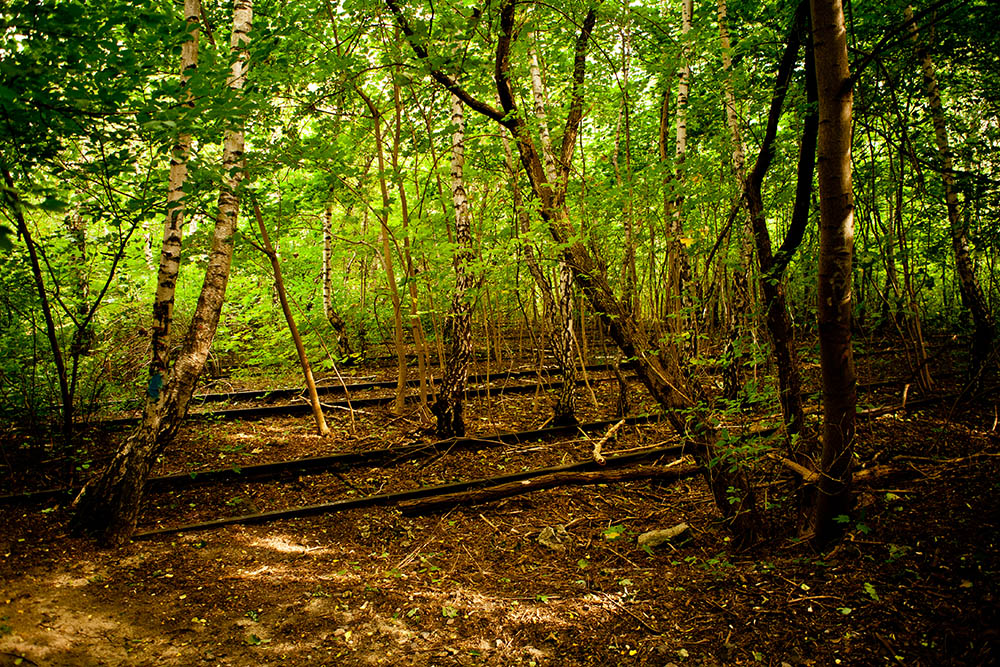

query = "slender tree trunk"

[150,0,201,384]
[893,159,933,392]
[743,3,810,444]
[528,40,578,425]
[717,0,754,401]
[432,93,475,437]
[666,0,694,339]
[810,0,857,549]
[392,70,431,419]
[70,0,252,547]
[357,88,408,414]
[322,202,353,357]
[252,202,329,436]
[905,5,995,375]
[1,168,71,436]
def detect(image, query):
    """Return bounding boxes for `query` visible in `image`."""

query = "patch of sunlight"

[250,535,330,555]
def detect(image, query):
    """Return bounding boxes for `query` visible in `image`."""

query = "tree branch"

[556,7,598,200]
[384,0,505,123]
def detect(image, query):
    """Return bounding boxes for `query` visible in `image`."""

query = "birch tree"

[71,0,254,546]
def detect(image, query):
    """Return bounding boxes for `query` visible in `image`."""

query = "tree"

[810,0,857,549]
[432,93,475,437]
[71,0,254,546]
[905,3,996,377]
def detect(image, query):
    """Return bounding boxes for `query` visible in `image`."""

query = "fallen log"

[399,463,701,514]
[0,414,665,506]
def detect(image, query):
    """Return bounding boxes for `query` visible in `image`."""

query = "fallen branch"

[399,462,700,514]
[2,414,664,506]
[856,393,961,420]
[771,454,901,486]
[591,419,625,465]
[771,454,818,483]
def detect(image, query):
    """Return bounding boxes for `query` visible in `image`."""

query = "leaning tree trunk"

[149,0,201,385]
[70,0,252,547]
[432,93,475,437]
[253,201,329,436]
[810,0,857,550]
[905,4,995,376]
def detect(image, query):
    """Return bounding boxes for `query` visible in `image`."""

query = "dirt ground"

[1,361,998,666]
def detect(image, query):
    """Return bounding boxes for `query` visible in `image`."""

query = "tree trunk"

[666,0,694,342]
[1,168,71,437]
[432,93,475,437]
[70,0,252,547]
[357,88,409,414]
[392,70,431,419]
[717,0,754,401]
[905,5,995,375]
[810,0,857,549]
[322,202,353,358]
[252,201,329,436]
[528,40,578,425]
[151,0,201,384]
[742,3,810,445]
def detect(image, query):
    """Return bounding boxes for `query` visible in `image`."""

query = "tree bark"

[432,93,475,437]
[742,3,810,445]
[527,42,577,425]
[810,0,857,550]
[357,87,409,414]
[151,0,201,383]
[70,0,252,546]
[717,0,754,401]
[392,69,432,419]
[665,0,695,343]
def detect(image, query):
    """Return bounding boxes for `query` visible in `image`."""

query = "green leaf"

[863,582,879,601]
[602,525,625,541]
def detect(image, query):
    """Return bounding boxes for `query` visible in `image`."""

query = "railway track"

[0,414,664,506]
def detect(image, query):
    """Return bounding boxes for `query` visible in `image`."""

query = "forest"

[0,0,997,663]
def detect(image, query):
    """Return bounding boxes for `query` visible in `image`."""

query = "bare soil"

[1,359,998,666]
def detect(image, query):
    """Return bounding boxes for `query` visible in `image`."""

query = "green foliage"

[0,0,996,448]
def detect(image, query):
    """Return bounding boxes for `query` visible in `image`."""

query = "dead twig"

[592,419,626,466]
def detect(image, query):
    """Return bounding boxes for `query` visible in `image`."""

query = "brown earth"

[1,359,998,666]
